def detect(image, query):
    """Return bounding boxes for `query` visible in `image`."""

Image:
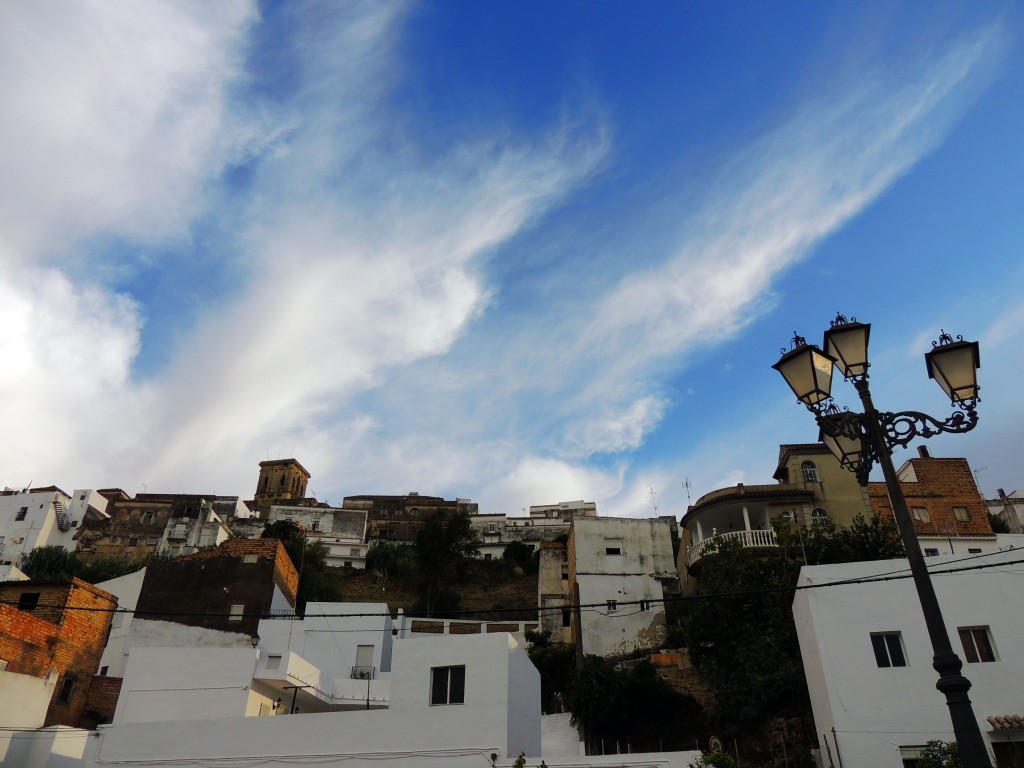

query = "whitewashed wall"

[793,539,1024,767]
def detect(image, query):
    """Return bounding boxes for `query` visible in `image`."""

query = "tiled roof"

[988,715,1024,730]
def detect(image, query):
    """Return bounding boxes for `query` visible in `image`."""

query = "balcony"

[686,528,779,567]
[350,666,375,680]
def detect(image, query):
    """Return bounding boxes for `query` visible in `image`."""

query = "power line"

[5,555,1023,621]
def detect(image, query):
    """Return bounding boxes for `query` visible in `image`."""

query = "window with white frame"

[350,548,360,556]
[229,604,245,621]
[958,627,996,663]
[430,665,465,705]
[912,507,931,523]
[811,508,830,527]
[801,461,820,483]
[953,506,970,522]
[871,632,907,668]
[604,539,623,555]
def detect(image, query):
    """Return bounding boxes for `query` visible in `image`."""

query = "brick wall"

[81,675,123,727]
[868,458,993,537]
[0,578,117,727]
[135,539,298,636]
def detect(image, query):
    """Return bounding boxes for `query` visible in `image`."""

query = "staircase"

[54,499,70,531]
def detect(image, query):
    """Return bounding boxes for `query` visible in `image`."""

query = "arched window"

[801,461,820,483]
[811,508,830,527]
[279,475,286,488]
[260,476,269,494]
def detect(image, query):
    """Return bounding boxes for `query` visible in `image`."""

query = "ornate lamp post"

[773,314,990,768]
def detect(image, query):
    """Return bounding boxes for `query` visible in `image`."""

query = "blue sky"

[1,1,1021,517]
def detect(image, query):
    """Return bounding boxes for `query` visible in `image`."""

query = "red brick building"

[0,577,117,727]
[868,450,993,541]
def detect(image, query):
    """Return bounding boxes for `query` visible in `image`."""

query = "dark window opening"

[430,665,465,705]
[16,507,28,521]
[18,592,40,611]
[871,632,906,668]
[57,677,76,703]
[562,609,571,628]
[959,627,995,663]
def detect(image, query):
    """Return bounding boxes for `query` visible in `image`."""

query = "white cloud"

[566,396,668,457]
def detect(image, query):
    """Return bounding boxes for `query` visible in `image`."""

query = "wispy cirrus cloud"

[0,2,1010,516]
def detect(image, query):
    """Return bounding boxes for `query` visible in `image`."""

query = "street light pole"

[773,315,990,768]
[852,377,990,766]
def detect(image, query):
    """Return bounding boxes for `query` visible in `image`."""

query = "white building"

[266,505,369,568]
[0,487,107,567]
[569,517,677,658]
[793,539,1024,767]
[988,488,1024,534]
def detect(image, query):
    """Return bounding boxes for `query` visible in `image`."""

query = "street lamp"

[774,314,990,768]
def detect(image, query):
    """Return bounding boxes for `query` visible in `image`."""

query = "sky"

[1,1,1022,518]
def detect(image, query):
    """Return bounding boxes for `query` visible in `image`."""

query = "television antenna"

[646,483,659,515]
[683,478,692,505]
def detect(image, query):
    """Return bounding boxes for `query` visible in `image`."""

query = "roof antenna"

[683,478,692,505]
[647,483,659,516]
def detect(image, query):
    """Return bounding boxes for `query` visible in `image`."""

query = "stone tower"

[254,459,310,505]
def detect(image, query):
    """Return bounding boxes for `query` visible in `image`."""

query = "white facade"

[793,539,1024,767]
[0,488,106,566]
[266,505,369,568]
[94,569,147,677]
[570,517,677,657]
[988,489,1024,534]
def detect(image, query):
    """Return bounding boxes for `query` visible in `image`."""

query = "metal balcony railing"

[350,666,375,680]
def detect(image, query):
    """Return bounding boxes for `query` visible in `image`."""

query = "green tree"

[20,546,145,583]
[684,538,805,732]
[19,546,80,581]
[916,740,963,768]
[988,512,1010,534]
[413,508,480,615]
[525,631,576,714]
[261,520,342,612]
[366,541,418,579]
[502,541,538,574]
[568,655,702,753]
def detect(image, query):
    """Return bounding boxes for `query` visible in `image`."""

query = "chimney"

[917,446,931,459]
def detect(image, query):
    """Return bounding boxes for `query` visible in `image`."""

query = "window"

[0,536,5,546]
[953,506,970,522]
[57,676,76,703]
[801,461,820,483]
[604,539,623,555]
[229,604,245,622]
[243,553,258,564]
[99,666,108,676]
[912,507,931,523]
[483,553,492,561]
[562,609,571,628]
[266,655,282,670]
[79,493,86,500]
[487,523,496,533]
[430,665,465,705]
[561,566,569,582]
[16,507,28,521]
[871,632,907,668]
[606,600,618,613]
[18,592,40,611]
[968,548,982,554]
[959,627,996,663]
[410,508,420,517]
[128,536,139,547]
[639,600,652,612]
[811,508,830,527]
[344,561,353,567]
[350,548,360,556]
[311,519,321,531]
[924,548,939,557]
